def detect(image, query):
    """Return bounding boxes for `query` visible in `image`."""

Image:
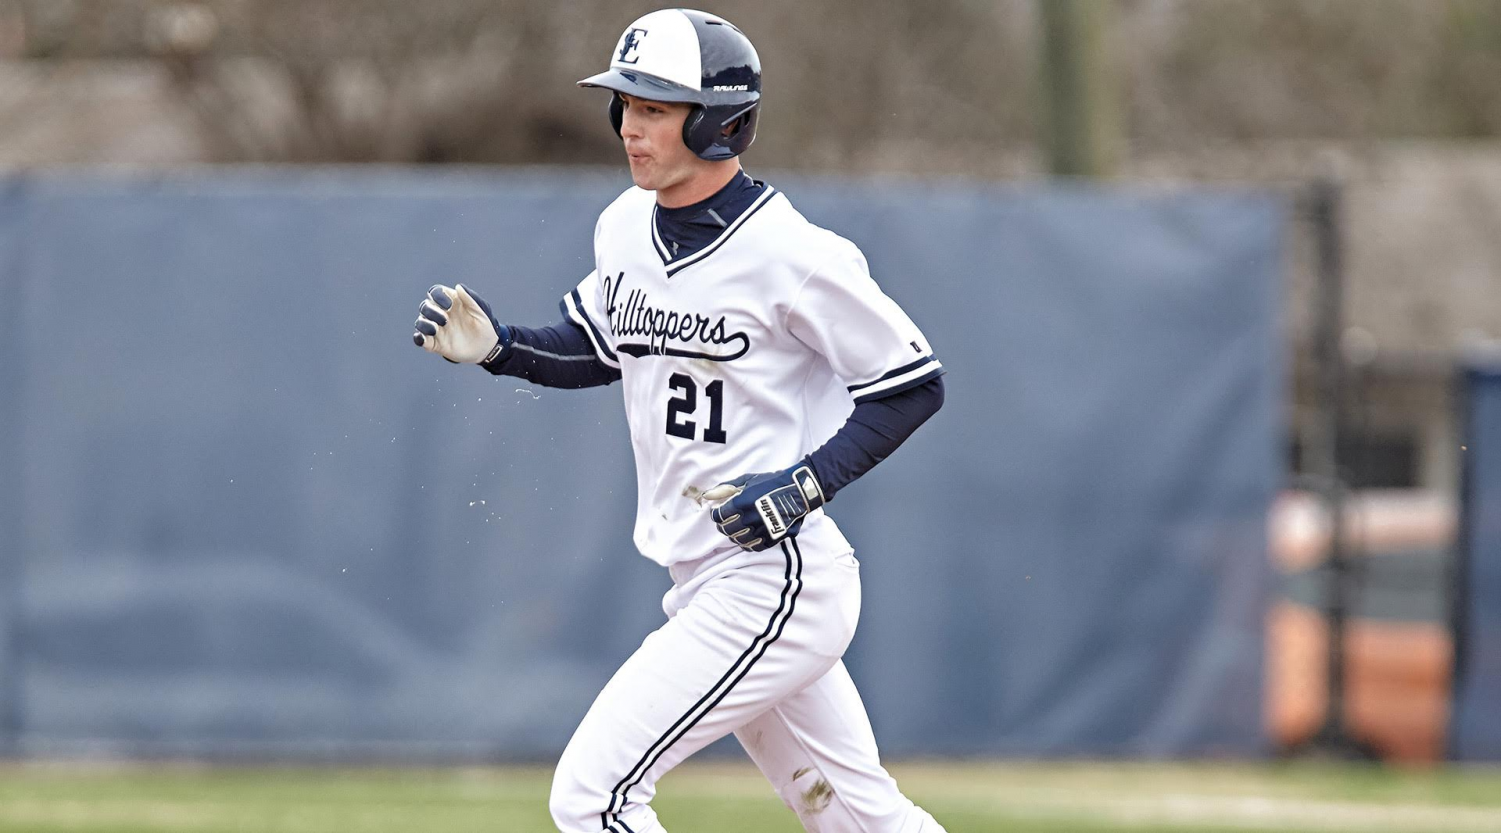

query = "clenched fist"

[413,283,509,364]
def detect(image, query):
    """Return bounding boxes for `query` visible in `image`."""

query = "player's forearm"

[805,375,945,501]
[481,320,622,389]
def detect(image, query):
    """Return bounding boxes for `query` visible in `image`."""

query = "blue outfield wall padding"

[0,178,26,753]
[1453,362,1501,761]
[6,170,1282,759]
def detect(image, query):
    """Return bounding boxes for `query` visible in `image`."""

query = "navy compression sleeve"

[481,319,621,389]
[806,375,945,500]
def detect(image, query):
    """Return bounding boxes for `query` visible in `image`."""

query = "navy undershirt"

[654,171,766,263]
[488,321,621,389]
[481,170,944,500]
[804,375,944,500]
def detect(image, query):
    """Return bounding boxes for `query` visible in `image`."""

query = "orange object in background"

[1265,490,1456,763]
[1267,602,1452,762]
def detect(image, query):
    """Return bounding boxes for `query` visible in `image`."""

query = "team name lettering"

[604,272,750,361]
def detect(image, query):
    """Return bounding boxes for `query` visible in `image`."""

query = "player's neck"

[655,162,742,209]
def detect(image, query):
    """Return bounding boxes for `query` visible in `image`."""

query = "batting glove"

[707,461,826,552]
[412,283,510,364]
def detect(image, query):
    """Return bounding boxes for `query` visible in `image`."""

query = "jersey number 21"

[665,373,727,444]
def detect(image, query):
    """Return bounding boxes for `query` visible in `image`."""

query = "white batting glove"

[412,283,509,365]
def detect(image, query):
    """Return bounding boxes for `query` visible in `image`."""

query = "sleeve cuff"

[846,355,944,403]
[478,325,513,374]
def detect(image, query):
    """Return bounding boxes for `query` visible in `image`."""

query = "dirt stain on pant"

[793,767,834,815]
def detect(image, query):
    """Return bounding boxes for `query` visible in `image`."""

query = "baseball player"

[413,10,947,833]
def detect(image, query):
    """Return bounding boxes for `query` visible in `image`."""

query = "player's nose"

[618,113,645,141]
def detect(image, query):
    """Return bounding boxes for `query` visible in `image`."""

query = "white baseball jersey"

[563,184,943,566]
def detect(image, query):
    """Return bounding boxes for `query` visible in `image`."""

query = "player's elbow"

[913,374,944,424]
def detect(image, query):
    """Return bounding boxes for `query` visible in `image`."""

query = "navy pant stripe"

[601,540,804,828]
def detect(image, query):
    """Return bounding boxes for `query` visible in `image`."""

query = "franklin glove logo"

[756,495,788,536]
[708,463,826,552]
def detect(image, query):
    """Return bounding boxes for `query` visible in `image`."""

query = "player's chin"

[626,158,656,189]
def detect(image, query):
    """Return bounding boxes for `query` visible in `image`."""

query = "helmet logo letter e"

[618,28,647,64]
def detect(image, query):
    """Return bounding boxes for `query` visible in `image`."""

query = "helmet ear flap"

[684,102,758,161]
[608,93,624,138]
[681,105,707,156]
[729,108,758,151]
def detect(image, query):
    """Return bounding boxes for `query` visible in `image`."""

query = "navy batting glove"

[709,461,826,552]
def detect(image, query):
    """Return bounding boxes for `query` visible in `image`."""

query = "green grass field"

[1,760,1499,833]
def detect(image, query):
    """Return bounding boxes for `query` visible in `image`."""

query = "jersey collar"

[651,174,776,277]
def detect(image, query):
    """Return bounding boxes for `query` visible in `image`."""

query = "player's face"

[618,94,703,197]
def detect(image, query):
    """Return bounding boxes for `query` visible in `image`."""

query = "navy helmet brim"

[576,69,702,104]
[578,68,759,109]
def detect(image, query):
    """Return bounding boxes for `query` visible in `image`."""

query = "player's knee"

[545,783,576,832]
[547,765,599,833]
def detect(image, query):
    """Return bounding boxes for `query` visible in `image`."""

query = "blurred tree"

[143,0,620,164]
[2,0,1501,167]
[1433,0,1501,136]
[1037,0,1120,177]
[1133,0,1501,144]
[0,0,1037,169]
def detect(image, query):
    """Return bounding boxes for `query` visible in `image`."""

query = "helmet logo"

[617,28,647,64]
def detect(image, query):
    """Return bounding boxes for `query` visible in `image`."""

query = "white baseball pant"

[548,532,946,833]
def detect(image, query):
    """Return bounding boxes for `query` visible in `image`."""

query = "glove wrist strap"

[479,325,512,373]
[790,462,825,511]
